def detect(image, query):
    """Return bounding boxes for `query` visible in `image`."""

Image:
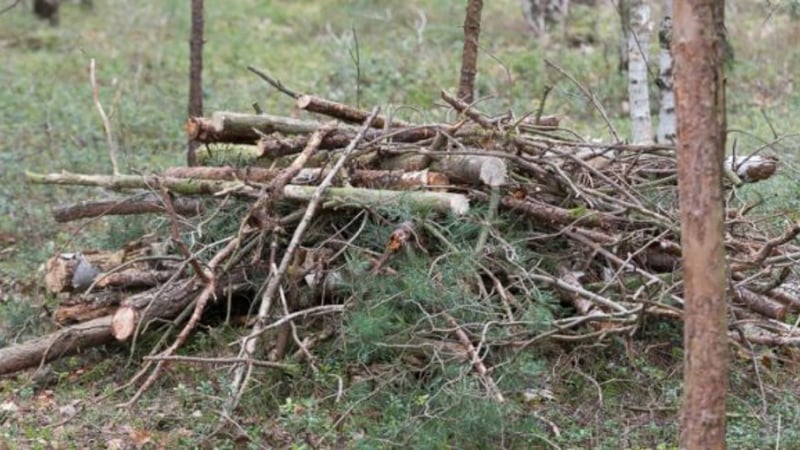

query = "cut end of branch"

[112,306,138,341]
[479,157,507,187]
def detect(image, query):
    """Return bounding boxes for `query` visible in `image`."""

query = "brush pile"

[4,83,796,403]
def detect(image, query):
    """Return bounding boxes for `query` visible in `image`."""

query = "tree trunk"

[458,0,484,103]
[627,0,653,144]
[187,0,204,166]
[673,0,728,448]
[616,0,631,72]
[656,0,676,143]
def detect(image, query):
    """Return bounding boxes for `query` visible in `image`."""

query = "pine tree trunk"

[673,0,729,448]
[187,0,204,166]
[458,0,484,103]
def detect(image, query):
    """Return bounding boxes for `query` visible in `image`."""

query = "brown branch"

[143,354,296,371]
[545,59,621,142]
[227,108,382,413]
[0,316,113,375]
[441,89,494,129]
[443,312,504,402]
[52,196,202,222]
[162,166,449,190]
[296,95,410,128]
[247,65,300,99]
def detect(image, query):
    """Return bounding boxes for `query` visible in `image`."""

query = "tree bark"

[627,0,653,143]
[27,172,469,215]
[186,112,325,144]
[296,95,410,129]
[52,196,202,222]
[187,0,204,166]
[656,0,676,143]
[617,0,631,72]
[673,1,728,448]
[458,0,483,103]
[162,166,450,190]
[0,316,113,375]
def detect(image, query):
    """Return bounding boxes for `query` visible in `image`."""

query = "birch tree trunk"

[673,0,729,447]
[656,0,676,143]
[627,0,653,144]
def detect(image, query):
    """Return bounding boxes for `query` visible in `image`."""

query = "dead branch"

[52,196,202,222]
[0,316,113,375]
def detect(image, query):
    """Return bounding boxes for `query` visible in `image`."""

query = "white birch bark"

[627,0,653,144]
[656,0,676,143]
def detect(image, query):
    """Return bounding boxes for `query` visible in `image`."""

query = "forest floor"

[2,0,800,448]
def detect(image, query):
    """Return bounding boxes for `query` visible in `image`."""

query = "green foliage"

[0,296,44,347]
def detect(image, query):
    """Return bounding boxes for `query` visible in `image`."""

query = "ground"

[2,0,800,448]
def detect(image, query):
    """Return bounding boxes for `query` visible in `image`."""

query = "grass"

[2,0,800,447]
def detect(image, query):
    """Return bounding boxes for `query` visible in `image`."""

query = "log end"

[185,117,201,140]
[112,306,138,341]
[479,157,508,187]
[45,255,78,293]
[296,95,313,110]
[449,195,470,216]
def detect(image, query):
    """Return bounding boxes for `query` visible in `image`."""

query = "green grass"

[2,0,800,447]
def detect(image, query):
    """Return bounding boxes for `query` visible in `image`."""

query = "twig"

[247,66,300,99]
[441,90,495,130]
[142,354,296,371]
[545,59,621,142]
[122,197,242,406]
[442,312,504,402]
[89,59,120,175]
[226,107,381,413]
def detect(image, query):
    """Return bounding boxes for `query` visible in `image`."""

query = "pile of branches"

[4,75,794,407]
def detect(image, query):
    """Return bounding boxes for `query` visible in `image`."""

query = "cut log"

[768,288,800,313]
[54,291,122,325]
[186,111,324,144]
[257,127,440,158]
[472,191,634,231]
[736,288,786,321]
[0,316,113,376]
[111,263,260,341]
[45,250,125,294]
[725,155,778,183]
[283,185,469,215]
[28,172,467,214]
[296,95,410,128]
[163,166,449,190]
[430,154,507,187]
[111,278,201,341]
[27,171,239,196]
[52,196,202,222]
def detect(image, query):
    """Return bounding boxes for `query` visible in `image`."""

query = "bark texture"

[187,0,204,166]
[673,0,728,448]
[627,0,653,143]
[458,0,483,103]
[656,0,676,143]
